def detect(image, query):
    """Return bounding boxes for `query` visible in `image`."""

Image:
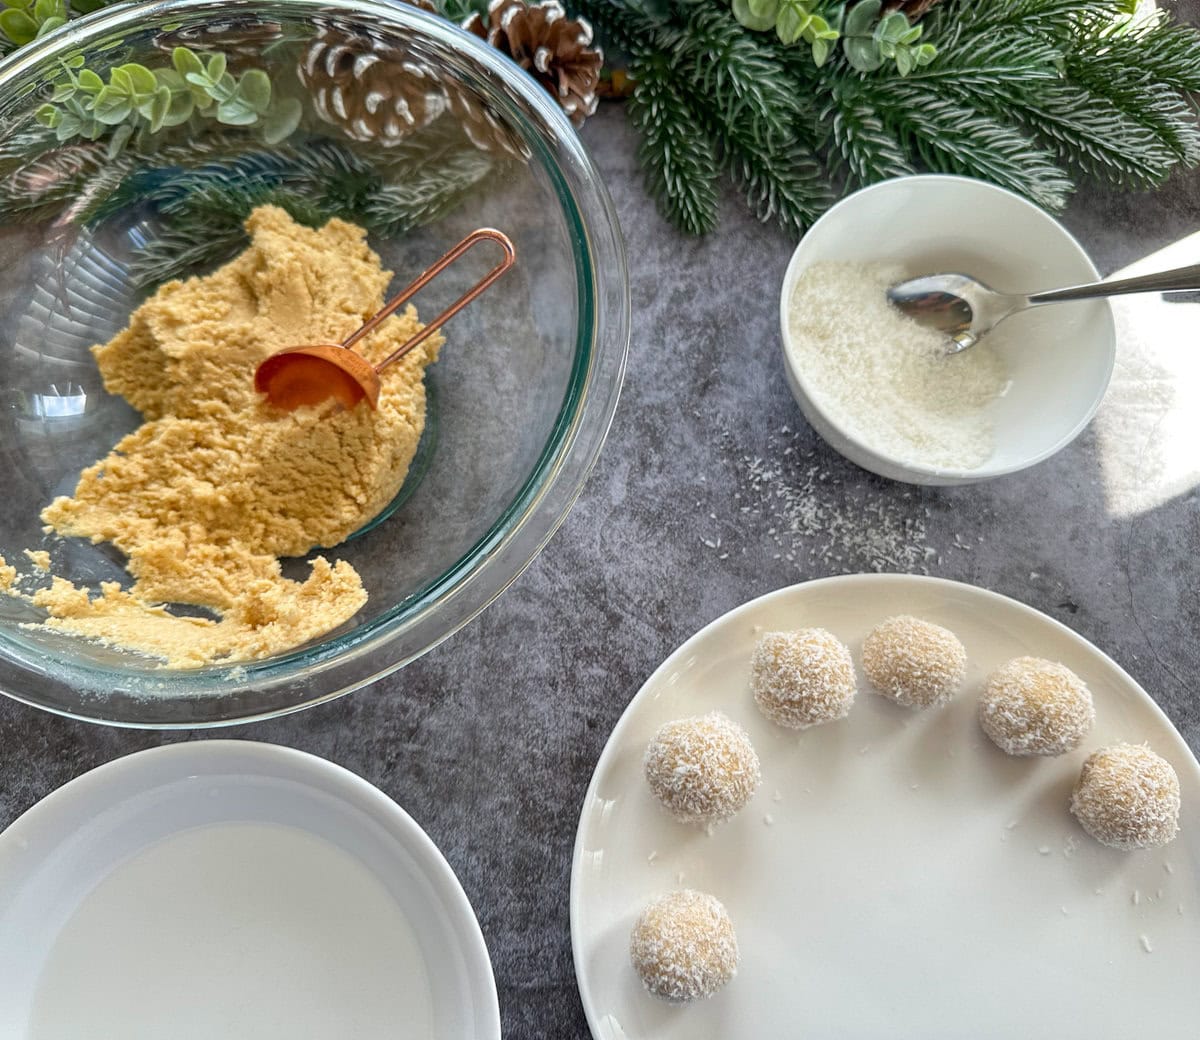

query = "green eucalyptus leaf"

[812,34,832,66]
[899,23,921,44]
[162,90,194,126]
[843,34,883,71]
[260,95,301,144]
[32,0,57,22]
[878,37,896,58]
[876,10,908,42]
[811,15,838,40]
[54,111,80,140]
[0,0,27,11]
[108,66,134,93]
[205,52,226,82]
[780,7,813,45]
[147,85,170,132]
[747,0,777,19]
[732,0,776,32]
[35,14,64,36]
[50,80,75,102]
[78,68,103,92]
[895,45,914,75]
[844,0,878,36]
[64,52,84,68]
[915,41,936,65]
[93,92,133,124]
[215,98,257,125]
[0,9,38,44]
[154,67,184,90]
[35,101,60,127]
[118,62,157,95]
[107,120,133,158]
[173,45,204,78]
[237,68,271,113]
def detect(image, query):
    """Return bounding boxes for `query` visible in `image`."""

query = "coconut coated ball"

[630,890,738,1004]
[644,712,760,825]
[979,656,1094,756]
[1070,743,1180,850]
[750,628,855,729]
[861,615,967,709]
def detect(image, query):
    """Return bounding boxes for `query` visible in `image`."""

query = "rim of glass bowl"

[0,0,630,728]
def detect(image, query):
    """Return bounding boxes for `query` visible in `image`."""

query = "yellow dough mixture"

[4,206,441,668]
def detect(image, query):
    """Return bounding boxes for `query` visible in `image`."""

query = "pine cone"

[298,17,448,146]
[442,81,532,159]
[883,0,941,19]
[464,0,602,128]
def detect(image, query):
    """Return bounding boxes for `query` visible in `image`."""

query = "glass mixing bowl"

[0,0,628,726]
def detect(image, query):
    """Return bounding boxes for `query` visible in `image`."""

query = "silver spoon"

[888,262,1200,353]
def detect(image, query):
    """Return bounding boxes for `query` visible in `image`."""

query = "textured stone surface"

[3,101,1200,1036]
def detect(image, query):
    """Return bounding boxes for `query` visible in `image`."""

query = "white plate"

[571,575,1200,1040]
[0,741,500,1040]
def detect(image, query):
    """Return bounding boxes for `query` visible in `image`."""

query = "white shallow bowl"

[779,175,1116,485]
[572,574,1200,1040]
[0,741,500,1040]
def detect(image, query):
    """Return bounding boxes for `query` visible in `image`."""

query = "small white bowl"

[779,175,1116,485]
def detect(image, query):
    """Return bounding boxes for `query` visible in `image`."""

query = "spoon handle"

[1029,262,1200,304]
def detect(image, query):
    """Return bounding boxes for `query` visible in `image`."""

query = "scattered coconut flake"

[1139,934,1153,954]
[763,814,774,826]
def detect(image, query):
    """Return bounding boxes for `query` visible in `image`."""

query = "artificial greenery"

[0,0,65,48]
[0,0,118,51]
[730,0,933,73]
[434,0,490,22]
[112,129,498,287]
[35,47,302,156]
[576,0,1200,236]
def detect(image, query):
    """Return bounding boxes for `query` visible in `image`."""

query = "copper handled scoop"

[254,227,516,411]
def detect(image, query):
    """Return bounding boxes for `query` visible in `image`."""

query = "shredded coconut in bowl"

[786,261,1008,471]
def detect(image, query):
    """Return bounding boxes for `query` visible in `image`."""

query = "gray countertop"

[3,102,1200,1034]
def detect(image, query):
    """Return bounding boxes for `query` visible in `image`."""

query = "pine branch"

[717,123,830,236]
[570,0,678,55]
[854,80,1074,210]
[359,145,497,233]
[434,0,489,22]
[929,0,1117,38]
[1111,14,1200,93]
[627,54,720,234]
[823,87,914,187]
[892,29,1062,90]
[128,222,248,288]
[995,88,1178,189]
[121,130,495,288]
[1060,36,1200,167]
[671,0,803,145]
